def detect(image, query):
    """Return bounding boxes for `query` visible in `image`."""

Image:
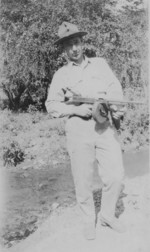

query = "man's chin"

[71,55,82,63]
[72,56,79,61]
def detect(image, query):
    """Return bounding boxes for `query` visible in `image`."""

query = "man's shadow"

[93,184,126,222]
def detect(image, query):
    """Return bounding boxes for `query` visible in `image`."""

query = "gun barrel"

[106,100,145,105]
[66,97,145,105]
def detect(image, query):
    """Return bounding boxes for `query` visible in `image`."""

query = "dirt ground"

[1,149,149,252]
[0,111,149,252]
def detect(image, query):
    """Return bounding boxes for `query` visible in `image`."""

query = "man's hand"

[73,104,93,118]
[109,105,127,120]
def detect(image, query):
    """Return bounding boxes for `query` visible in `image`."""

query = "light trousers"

[66,116,124,224]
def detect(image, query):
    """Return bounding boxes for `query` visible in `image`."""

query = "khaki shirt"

[45,57,123,118]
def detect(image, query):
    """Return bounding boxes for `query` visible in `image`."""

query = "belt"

[69,115,92,121]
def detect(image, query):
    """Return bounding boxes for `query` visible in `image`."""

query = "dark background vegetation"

[0,0,148,111]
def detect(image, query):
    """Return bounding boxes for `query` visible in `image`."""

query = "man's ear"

[63,51,69,62]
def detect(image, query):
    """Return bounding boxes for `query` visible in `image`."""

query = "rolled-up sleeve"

[45,69,75,118]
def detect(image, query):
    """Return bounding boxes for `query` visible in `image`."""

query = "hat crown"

[58,22,79,39]
[54,22,87,45]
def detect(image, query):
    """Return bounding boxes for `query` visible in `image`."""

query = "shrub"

[3,141,25,166]
[119,86,149,151]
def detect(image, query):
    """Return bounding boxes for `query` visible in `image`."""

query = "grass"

[0,85,149,167]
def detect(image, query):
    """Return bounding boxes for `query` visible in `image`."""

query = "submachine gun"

[66,95,145,130]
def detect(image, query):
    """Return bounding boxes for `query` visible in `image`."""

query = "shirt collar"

[68,56,91,69]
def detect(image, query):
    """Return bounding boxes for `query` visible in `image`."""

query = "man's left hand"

[109,105,127,120]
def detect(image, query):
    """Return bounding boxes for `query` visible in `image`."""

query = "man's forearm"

[45,100,77,118]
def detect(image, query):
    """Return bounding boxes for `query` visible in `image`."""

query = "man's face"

[63,36,83,64]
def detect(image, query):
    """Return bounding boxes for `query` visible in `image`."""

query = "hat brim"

[54,31,87,45]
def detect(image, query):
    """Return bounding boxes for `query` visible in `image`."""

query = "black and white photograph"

[0,0,149,251]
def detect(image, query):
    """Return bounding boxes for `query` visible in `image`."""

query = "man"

[45,22,126,240]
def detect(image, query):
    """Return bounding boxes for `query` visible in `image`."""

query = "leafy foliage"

[119,85,149,151]
[0,0,148,111]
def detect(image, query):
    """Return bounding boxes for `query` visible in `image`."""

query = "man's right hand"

[72,104,93,118]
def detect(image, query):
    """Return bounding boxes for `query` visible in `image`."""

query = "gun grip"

[112,116,123,130]
[112,118,120,130]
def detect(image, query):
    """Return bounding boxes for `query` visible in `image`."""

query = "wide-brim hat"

[54,22,87,45]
